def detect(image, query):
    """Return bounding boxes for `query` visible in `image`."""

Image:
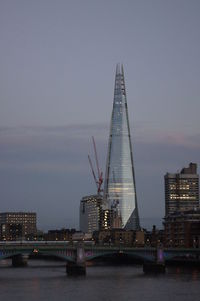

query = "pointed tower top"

[116,63,124,75]
[114,63,126,98]
[116,63,121,75]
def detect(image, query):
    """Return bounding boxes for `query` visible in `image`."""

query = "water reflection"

[0,261,200,301]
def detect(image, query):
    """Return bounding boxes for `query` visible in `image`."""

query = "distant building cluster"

[79,66,200,249]
[78,162,200,248]
[0,161,199,247]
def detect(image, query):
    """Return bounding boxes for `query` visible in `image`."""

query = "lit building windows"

[165,163,199,216]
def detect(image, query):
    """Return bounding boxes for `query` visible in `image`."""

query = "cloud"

[1,123,200,174]
[134,126,200,149]
[0,124,200,230]
[0,123,108,137]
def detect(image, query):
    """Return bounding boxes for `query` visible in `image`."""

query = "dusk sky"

[1,0,200,230]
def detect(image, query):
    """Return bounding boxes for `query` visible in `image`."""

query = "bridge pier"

[66,261,86,276]
[12,254,28,267]
[143,247,165,273]
[66,245,86,276]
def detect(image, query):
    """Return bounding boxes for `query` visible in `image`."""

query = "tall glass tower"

[104,64,140,230]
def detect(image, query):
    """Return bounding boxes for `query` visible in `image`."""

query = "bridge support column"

[12,254,28,267]
[143,247,165,273]
[66,261,86,276]
[66,245,86,276]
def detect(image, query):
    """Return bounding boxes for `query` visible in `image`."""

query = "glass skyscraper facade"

[104,64,140,230]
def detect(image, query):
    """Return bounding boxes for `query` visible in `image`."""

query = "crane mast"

[88,137,103,194]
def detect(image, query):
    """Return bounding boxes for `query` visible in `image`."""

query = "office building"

[0,223,23,241]
[164,209,200,248]
[165,163,199,216]
[80,195,103,233]
[104,64,140,230]
[0,212,37,240]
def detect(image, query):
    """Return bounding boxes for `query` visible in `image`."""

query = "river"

[0,260,199,301]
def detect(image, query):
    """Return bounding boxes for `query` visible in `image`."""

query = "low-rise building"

[164,209,200,248]
[144,226,164,247]
[94,229,145,246]
[135,230,145,246]
[45,229,76,241]
[112,229,134,245]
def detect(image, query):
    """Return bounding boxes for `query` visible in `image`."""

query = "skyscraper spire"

[104,64,140,230]
[116,63,121,75]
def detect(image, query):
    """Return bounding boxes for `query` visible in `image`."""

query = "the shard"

[104,64,140,230]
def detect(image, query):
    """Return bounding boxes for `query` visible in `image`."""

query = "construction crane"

[88,136,103,195]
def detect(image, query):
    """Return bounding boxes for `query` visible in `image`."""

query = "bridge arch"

[85,250,155,263]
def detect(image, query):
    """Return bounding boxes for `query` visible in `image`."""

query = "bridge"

[0,242,199,274]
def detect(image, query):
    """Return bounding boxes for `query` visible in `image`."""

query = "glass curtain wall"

[104,64,140,230]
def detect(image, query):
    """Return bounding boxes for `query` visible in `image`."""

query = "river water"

[0,260,199,301]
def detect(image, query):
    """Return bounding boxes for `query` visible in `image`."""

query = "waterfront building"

[45,228,76,241]
[104,64,140,230]
[135,230,145,247]
[164,163,199,216]
[112,229,134,245]
[97,229,112,244]
[164,209,200,248]
[0,212,37,240]
[72,232,93,241]
[0,223,23,241]
[80,195,103,233]
[94,228,144,246]
[144,225,164,247]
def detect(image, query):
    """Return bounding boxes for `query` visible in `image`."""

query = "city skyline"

[1,1,200,230]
